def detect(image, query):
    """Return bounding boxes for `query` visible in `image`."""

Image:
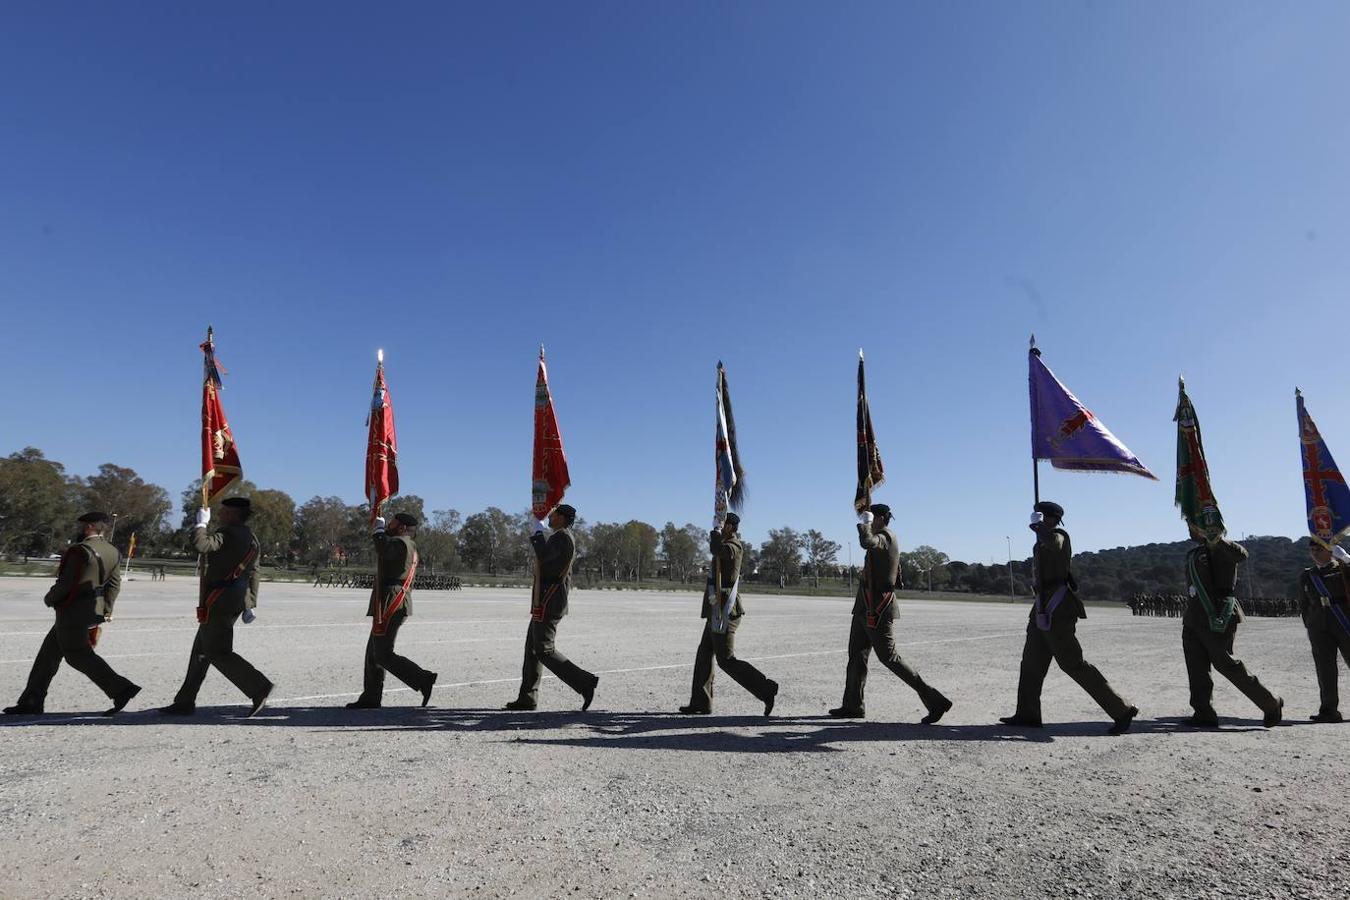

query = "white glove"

[1333,545,1350,564]
[534,520,546,535]
[858,511,874,525]
[195,507,211,529]
[1029,512,1044,526]
[372,516,386,535]
[712,517,723,532]
[242,608,256,624]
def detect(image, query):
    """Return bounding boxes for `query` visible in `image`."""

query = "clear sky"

[2,2,1348,564]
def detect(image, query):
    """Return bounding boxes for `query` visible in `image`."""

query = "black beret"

[394,512,418,527]
[222,497,251,510]
[869,504,892,519]
[723,512,740,528]
[555,504,577,522]
[78,511,111,524]
[1034,500,1065,520]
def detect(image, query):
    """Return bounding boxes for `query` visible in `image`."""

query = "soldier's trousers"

[18,621,135,707]
[516,616,596,705]
[1015,613,1132,721]
[1305,617,1350,714]
[687,618,775,711]
[1181,621,1279,717]
[173,591,272,705]
[841,612,945,713]
[358,609,433,703]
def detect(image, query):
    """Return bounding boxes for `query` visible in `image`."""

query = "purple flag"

[1029,348,1156,479]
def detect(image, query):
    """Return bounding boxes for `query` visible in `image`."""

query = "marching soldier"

[504,503,599,711]
[159,497,274,717]
[1180,525,1283,727]
[1297,543,1350,723]
[1000,501,1138,735]
[3,512,140,716]
[346,513,437,708]
[829,504,952,723]
[678,512,779,716]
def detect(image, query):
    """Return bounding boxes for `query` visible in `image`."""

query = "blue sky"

[2,2,1348,564]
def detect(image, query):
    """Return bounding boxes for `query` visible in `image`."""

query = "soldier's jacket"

[1184,538,1247,627]
[852,522,901,616]
[194,523,261,609]
[44,536,122,622]
[1299,561,1349,628]
[368,532,417,617]
[1031,527,1086,620]
[531,527,575,618]
[703,530,745,619]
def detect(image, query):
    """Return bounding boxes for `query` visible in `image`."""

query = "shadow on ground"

[0,706,1282,752]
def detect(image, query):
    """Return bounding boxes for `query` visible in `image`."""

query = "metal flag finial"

[539,344,545,360]
[858,348,864,360]
[377,348,384,365]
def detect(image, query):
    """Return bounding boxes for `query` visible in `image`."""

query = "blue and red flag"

[200,327,243,505]
[1029,346,1155,479]
[714,362,745,519]
[1297,389,1350,549]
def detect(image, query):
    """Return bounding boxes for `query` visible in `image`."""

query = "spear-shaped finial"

[1296,386,1303,399]
[377,348,384,365]
[858,348,864,361]
[205,325,214,347]
[539,343,546,360]
[1178,375,1186,390]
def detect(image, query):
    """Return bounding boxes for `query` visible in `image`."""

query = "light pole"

[1006,535,1014,602]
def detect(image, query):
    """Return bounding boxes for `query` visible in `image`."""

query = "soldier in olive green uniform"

[1298,543,1350,723]
[1000,502,1138,735]
[347,512,437,709]
[505,504,599,711]
[829,504,952,723]
[3,512,140,716]
[1180,525,1283,727]
[160,497,274,717]
[679,513,779,716]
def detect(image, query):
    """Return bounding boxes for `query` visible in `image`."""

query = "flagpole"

[1029,334,1041,504]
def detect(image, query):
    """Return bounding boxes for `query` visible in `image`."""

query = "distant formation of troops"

[314,571,462,591]
[1130,594,1300,618]
[8,496,1349,732]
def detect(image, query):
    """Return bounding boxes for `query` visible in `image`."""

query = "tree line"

[0,447,1320,597]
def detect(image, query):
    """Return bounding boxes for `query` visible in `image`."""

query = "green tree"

[760,527,804,586]
[294,496,352,566]
[803,529,841,587]
[660,522,702,583]
[457,507,520,574]
[0,447,76,559]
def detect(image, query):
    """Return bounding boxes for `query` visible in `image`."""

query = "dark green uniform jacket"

[369,532,417,617]
[1032,528,1086,620]
[1299,561,1349,628]
[704,530,745,619]
[531,527,575,618]
[44,536,122,622]
[194,523,260,608]
[853,522,900,616]
[1185,538,1247,628]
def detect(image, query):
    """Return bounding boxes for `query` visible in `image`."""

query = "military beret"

[393,512,418,527]
[222,497,251,510]
[1034,500,1065,520]
[869,503,893,519]
[723,512,740,529]
[77,511,111,524]
[555,504,577,522]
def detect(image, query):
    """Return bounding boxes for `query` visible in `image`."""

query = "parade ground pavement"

[1,576,1344,899]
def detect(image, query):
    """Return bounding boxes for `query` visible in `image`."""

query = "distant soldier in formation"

[1000,501,1138,735]
[159,498,274,717]
[1297,543,1350,723]
[1180,526,1282,728]
[347,513,437,709]
[504,504,599,711]
[829,504,952,724]
[679,512,779,716]
[3,512,141,717]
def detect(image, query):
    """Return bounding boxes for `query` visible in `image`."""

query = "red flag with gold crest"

[365,350,399,524]
[200,327,242,505]
[532,347,570,520]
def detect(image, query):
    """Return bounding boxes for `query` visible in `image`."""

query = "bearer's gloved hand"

[858,511,874,526]
[195,507,211,529]
[712,517,723,532]
[372,516,386,535]
[1334,545,1350,565]
[242,609,256,624]
[534,520,546,535]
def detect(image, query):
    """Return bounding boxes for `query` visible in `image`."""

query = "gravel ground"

[1,574,1345,899]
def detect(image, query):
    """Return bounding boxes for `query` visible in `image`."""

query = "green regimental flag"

[1174,378,1225,541]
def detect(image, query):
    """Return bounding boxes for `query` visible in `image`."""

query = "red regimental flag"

[532,349,570,520]
[365,360,399,524]
[200,331,242,505]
